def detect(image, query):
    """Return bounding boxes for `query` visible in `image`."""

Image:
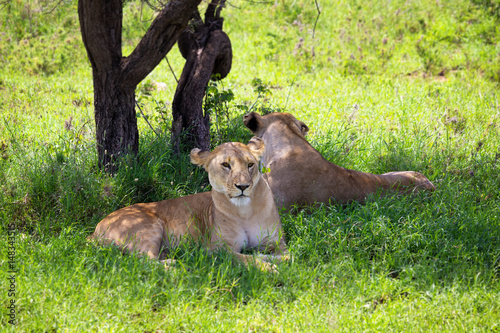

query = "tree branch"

[205,0,226,24]
[312,0,321,40]
[121,0,202,88]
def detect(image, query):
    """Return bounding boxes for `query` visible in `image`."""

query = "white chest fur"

[242,221,277,249]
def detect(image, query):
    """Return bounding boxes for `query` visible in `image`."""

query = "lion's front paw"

[159,258,177,270]
[255,259,278,273]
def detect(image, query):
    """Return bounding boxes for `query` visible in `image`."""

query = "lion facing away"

[243,112,435,209]
[90,137,288,268]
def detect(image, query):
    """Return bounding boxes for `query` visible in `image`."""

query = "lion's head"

[190,137,265,207]
[244,111,309,139]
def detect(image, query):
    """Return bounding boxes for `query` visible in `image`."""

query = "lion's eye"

[222,162,231,169]
[248,163,254,168]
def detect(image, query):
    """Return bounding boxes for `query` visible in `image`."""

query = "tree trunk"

[171,0,232,153]
[93,74,138,169]
[78,0,202,170]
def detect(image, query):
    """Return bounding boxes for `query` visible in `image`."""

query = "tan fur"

[244,112,435,209]
[91,137,288,269]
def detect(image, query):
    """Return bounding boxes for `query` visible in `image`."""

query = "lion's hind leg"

[96,218,166,260]
[382,171,436,193]
[128,220,166,260]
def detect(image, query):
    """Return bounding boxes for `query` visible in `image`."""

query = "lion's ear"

[190,148,212,168]
[247,136,265,160]
[243,112,262,133]
[299,121,309,136]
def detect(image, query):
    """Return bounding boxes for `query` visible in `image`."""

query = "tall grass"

[1,0,499,331]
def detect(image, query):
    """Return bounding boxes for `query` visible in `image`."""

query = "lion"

[243,112,435,209]
[90,137,288,269]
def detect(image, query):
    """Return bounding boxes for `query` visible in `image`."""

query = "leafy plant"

[204,79,235,144]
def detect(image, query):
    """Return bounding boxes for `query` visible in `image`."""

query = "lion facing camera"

[90,137,288,270]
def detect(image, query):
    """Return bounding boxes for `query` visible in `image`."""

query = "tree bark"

[78,0,202,169]
[171,0,232,153]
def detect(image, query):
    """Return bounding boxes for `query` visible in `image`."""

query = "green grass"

[1,0,500,331]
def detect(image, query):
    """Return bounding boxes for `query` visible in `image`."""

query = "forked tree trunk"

[78,0,201,170]
[171,0,232,153]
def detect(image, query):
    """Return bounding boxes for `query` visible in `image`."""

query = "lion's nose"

[235,184,249,192]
